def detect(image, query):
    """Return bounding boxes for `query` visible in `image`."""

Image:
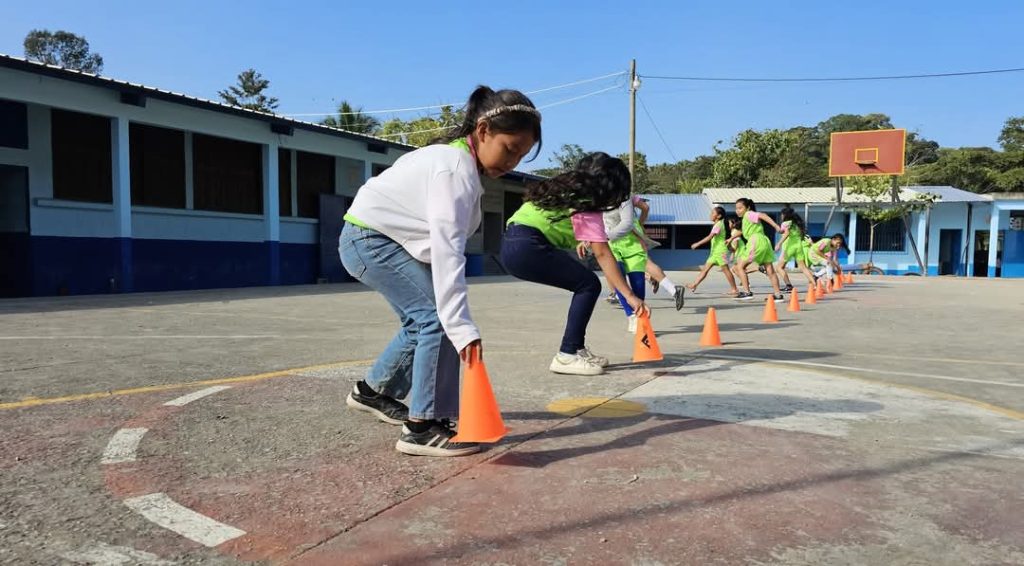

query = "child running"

[602,197,684,311]
[339,86,541,457]
[732,198,785,302]
[774,207,816,291]
[687,206,739,296]
[807,233,848,282]
[501,152,649,376]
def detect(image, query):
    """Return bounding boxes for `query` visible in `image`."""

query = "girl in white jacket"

[339,86,541,457]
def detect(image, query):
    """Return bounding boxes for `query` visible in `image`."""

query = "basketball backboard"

[828,129,906,177]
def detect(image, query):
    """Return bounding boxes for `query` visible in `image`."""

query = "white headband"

[478,104,541,123]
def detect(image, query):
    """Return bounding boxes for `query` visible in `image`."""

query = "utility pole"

[629,58,637,181]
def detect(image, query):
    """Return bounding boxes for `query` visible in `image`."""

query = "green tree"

[377,105,466,146]
[998,116,1024,152]
[845,176,934,272]
[322,101,380,134]
[532,143,588,177]
[23,29,103,73]
[218,69,279,113]
[710,129,792,187]
[618,152,652,192]
[910,147,1003,193]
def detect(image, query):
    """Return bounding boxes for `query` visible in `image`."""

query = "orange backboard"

[828,129,906,177]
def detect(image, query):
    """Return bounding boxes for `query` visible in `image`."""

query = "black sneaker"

[674,287,685,311]
[346,383,408,425]
[783,284,794,292]
[395,420,481,457]
[651,278,660,294]
[736,292,755,301]
[772,294,785,302]
[758,265,767,274]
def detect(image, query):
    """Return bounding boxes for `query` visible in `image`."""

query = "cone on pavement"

[806,283,818,305]
[699,308,722,347]
[450,349,507,443]
[788,288,801,312]
[762,296,779,323]
[816,279,826,299]
[633,312,664,362]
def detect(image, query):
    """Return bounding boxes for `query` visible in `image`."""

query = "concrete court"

[0,272,1022,565]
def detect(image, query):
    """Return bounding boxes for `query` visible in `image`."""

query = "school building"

[635,193,714,270]
[0,55,536,298]
[700,187,1024,277]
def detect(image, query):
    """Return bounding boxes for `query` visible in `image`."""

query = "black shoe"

[783,284,794,292]
[773,294,785,302]
[758,265,767,274]
[736,292,755,301]
[674,287,685,311]
[346,383,409,425]
[396,420,481,457]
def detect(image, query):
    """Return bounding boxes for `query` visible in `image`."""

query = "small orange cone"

[762,296,779,323]
[633,312,664,362]
[699,308,722,347]
[806,283,817,305]
[826,278,834,294]
[846,273,854,284]
[816,279,826,299]
[787,288,801,312]
[834,275,843,291]
[450,349,507,443]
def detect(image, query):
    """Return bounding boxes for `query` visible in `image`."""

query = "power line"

[373,83,623,139]
[637,95,677,162]
[283,70,627,117]
[641,66,1024,83]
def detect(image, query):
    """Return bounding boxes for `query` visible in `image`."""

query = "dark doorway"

[938,229,962,275]
[0,165,30,297]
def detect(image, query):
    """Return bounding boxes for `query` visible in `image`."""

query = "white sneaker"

[577,347,609,368]
[549,352,604,376]
[627,315,638,334]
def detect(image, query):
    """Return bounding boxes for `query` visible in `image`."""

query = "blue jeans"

[615,264,646,316]
[500,223,602,355]
[338,223,460,420]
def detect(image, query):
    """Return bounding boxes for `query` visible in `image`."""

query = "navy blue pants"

[500,224,602,355]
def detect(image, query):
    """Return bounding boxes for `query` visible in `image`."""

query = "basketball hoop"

[829,129,905,177]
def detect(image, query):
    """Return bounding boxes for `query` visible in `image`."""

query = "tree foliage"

[218,69,279,113]
[321,101,380,134]
[377,105,465,147]
[23,29,103,73]
[998,116,1024,152]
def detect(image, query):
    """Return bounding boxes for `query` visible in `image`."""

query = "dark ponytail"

[736,197,756,212]
[780,207,807,235]
[437,85,542,160]
[524,152,630,214]
[713,206,726,220]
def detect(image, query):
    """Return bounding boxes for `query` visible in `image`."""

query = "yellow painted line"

[698,354,1024,421]
[546,397,647,419]
[0,359,374,411]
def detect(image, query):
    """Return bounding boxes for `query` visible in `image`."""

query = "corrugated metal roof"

[905,186,992,202]
[702,186,991,205]
[0,54,548,184]
[638,194,714,224]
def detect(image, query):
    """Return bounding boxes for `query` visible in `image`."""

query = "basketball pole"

[629,58,637,182]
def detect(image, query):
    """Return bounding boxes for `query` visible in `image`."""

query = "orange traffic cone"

[787,288,801,312]
[816,279,826,299]
[806,283,817,305]
[846,273,854,284]
[826,278,834,294]
[450,349,507,443]
[762,296,779,323]
[834,274,843,290]
[699,308,722,347]
[633,312,664,362]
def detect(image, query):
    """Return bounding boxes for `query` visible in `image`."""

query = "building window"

[644,225,671,248]
[673,226,710,250]
[130,123,185,208]
[856,217,906,252]
[371,163,390,177]
[192,133,262,214]
[278,148,292,217]
[51,109,112,203]
[296,151,335,218]
[0,99,28,149]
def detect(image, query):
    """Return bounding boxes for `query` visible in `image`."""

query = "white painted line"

[163,385,232,407]
[698,353,1024,389]
[101,428,148,464]
[124,493,245,547]
[0,335,280,340]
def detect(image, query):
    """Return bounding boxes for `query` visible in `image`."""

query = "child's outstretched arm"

[691,233,714,249]
[758,212,782,232]
[590,241,649,316]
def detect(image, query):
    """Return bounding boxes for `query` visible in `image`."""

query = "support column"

[917,209,929,275]
[988,206,1000,277]
[847,211,857,264]
[363,160,373,183]
[263,143,281,285]
[111,116,134,292]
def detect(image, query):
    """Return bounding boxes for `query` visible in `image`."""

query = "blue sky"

[3,1,1023,169]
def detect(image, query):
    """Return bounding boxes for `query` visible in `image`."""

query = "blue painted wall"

[1003,230,1024,277]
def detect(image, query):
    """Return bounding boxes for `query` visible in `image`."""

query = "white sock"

[658,278,677,295]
